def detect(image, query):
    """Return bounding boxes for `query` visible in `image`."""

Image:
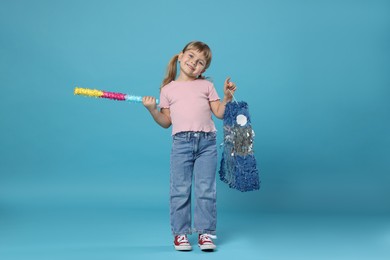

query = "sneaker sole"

[174,245,192,251]
[198,244,216,251]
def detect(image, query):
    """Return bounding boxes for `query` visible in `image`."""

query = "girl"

[142,41,236,251]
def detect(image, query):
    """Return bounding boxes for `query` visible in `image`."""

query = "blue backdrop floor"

[0,206,389,260]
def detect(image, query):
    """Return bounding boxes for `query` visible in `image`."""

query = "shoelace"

[199,234,217,242]
[177,235,189,243]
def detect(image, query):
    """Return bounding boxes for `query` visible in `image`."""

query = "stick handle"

[74,87,159,104]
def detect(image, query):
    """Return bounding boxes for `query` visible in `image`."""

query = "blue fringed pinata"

[219,101,260,192]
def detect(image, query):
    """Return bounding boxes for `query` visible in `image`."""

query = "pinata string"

[228,89,238,104]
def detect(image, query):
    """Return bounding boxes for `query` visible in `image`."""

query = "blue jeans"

[170,131,217,236]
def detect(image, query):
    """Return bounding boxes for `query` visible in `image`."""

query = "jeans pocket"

[173,132,188,144]
[207,132,217,141]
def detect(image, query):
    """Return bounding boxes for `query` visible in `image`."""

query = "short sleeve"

[208,83,220,102]
[158,89,170,109]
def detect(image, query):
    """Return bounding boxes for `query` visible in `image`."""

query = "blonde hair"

[160,41,212,90]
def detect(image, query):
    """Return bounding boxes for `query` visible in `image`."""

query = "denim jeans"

[170,131,217,236]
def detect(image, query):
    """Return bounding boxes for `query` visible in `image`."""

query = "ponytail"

[160,54,179,90]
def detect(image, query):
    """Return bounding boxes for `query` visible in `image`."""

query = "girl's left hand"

[224,77,237,102]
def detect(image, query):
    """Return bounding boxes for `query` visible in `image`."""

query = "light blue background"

[1,0,389,259]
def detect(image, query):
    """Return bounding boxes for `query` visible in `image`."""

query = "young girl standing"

[142,41,236,251]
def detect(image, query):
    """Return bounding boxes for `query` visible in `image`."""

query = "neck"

[176,73,197,82]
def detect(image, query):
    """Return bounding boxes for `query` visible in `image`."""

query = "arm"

[210,77,237,119]
[142,96,172,128]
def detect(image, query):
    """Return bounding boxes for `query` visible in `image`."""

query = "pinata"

[219,101,260,192]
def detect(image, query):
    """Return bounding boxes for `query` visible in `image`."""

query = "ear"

[178,52,183,62]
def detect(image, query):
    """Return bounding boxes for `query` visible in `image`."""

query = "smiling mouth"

[186,63,195,71]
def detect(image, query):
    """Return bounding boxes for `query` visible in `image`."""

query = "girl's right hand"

[142,96,157,111]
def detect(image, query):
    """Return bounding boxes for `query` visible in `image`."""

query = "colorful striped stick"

[74,87,159,104]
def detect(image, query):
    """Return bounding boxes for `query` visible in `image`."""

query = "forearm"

[214,97,230,119]
[148,108,171,128]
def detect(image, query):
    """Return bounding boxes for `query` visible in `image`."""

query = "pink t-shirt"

[159,79,220,135]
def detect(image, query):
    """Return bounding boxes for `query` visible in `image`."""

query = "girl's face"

[178,49,207,79]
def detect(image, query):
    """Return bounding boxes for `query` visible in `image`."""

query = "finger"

[143,96,154,104]
[224,77,231,85]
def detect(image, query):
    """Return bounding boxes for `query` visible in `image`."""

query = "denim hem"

[172,229,193,236]
[193,229,217,236]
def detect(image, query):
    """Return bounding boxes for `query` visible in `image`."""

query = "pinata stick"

[74,87,159,104]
